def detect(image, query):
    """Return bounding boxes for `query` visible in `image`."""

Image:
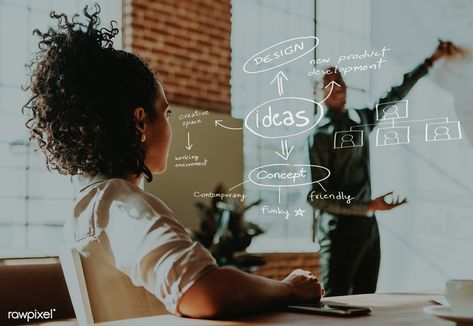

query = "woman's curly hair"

[23,4,158,182]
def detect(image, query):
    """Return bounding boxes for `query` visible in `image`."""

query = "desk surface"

[36,291,450,326]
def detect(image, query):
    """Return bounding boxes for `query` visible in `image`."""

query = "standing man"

[308,41,459,296]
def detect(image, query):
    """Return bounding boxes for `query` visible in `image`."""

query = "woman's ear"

[134,107,146,130]
[134,107,147,143]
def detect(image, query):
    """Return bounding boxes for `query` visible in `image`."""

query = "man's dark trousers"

[317,213,381,296]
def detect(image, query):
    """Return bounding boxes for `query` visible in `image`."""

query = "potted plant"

[191,184,265,272]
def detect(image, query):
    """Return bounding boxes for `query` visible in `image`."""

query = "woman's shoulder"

[105,179,173,215]
[90,177,175,217]
[70,176,177,238]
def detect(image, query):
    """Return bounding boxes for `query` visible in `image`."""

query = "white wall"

[370,0,473,291]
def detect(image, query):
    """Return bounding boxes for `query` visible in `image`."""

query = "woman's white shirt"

[63,175,218,315]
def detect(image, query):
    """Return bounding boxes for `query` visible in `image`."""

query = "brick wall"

[123,0,232,113]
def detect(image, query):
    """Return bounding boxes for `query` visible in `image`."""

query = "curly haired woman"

[23,5,323,319]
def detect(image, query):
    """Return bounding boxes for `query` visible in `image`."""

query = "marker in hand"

[368,191,407,212]
[432,39,464,61]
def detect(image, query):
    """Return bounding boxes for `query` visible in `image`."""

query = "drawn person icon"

[340,133,356,147]
[383,131,400,145]
[383,105,400,119]
[433,126,451,141]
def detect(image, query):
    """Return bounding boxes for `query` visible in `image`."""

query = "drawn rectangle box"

[333,130,363,149]
[425,121,462,142]
[376,126,410,146]
[376,100,408,121]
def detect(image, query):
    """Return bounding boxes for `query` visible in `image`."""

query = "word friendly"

[178,109,209,128]
[308,191,356,205]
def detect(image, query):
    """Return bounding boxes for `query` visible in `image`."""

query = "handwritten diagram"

[191,36,464,221]
[332,99,463,149]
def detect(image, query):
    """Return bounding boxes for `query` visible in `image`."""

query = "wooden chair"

[60,243,166,326]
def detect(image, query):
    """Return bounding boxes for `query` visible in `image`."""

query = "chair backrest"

[60,247,94,326]
[60,245,166,326]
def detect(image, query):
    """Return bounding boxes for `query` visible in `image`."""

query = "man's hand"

[368,191,407,212]
[430,39,463,62]
[282,269,324,303]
